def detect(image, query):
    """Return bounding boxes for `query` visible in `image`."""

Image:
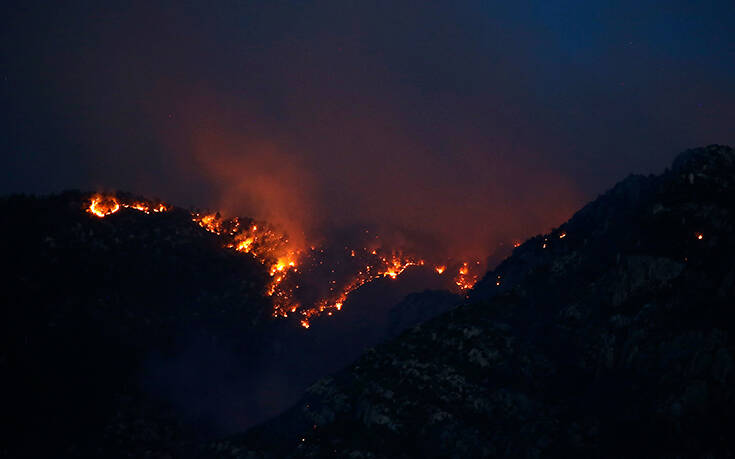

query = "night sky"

[2,0,734,257]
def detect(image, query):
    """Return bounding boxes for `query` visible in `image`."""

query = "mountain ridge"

[208,144,735,458]
[1,145,732,457]
[0,190,463,457]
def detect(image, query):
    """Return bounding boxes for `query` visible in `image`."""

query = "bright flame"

[87,195,120,217]
[87,195,169,218]
[84,195,486,329]
[454,262,479,291]
[194,213,224,234]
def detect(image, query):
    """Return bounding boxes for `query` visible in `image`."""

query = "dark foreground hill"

[0,192,458,458]
[209,145,735,458]
[0,193,276,457]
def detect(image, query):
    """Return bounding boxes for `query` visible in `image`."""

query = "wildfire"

[380,253,424,279]
[87,194,169,218]
[455,261,479,291]
[194,213,226,234]
[85,194,484,328]
[296,250,428,326]
[87,195,120,217]
[193,213,303,308]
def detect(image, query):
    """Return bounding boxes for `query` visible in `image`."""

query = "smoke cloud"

[3,1,734,260]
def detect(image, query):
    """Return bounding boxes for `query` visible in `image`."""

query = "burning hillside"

[85,194,484,327]
[87,194,169,217]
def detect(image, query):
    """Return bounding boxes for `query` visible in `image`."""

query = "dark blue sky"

[2,0,733,256]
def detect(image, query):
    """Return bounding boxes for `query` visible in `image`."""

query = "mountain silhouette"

[207,145,735,458]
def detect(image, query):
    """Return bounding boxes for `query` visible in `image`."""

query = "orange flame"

[454,261,479,291]
[87,195,120,217]
[85,196,485,329]
[87,195,169,218]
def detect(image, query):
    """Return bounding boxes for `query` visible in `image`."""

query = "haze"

[3,1,734,258]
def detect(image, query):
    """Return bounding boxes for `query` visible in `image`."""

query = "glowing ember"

[300,250,428,325]
[87,194,169,218]
[454,261,479,291]
[194,213,225,234]
[696,233,704,240]
[84,195,485,328]
[121,202,169,214]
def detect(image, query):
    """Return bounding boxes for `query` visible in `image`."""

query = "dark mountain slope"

[0,191,275,457]
[212,145,735,458]
[0,191,463,458]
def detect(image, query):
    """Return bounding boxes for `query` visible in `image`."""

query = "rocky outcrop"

[211,145,735,458]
